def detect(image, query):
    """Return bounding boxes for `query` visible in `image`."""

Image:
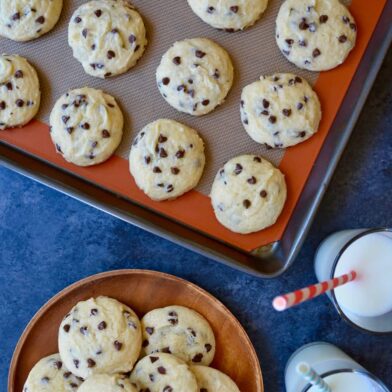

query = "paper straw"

[273,270,357,311]
[296,362,331,392]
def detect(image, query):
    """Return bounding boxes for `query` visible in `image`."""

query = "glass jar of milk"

[285,342,389,392]
[314,228,392,334]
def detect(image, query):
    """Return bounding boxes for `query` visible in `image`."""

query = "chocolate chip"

[142,339,149,347]
[146,327,154,335]
[297,102,304,110]
[213,69,220,79]
[262,99,270,109]
[175,150,185,159]
[243,199,251,209]
[114,340,123,351]
[338,35,347,43]
[11,12,20,21]
[73,359,79,369]
[94,9,102,17]
[16,99,24,108]
[168,311,178,324]
[313,48,321,57]
[299,19,309,30]
[298,131,307,138]
[150,356,159,363]
[350,23,357,31]
[144,156,151,164]
[260,190,267,198]
[129,34,136,44]
[285,38,294,47]
[162,77,170,85]
[163,387,173,392]
[282,108,292,117]
[207,6,215,13]
[111,28,118,34]
[319,15,328,23]
[205,343,212,352]
[53,361,62,370]
[269,115,277,124]
[14,70,23,78]
[36,16,45,24]
[195,50,206,58]
[295,76,302,83]
[0,101,6,110]
[158,366,167,374]
[173,56,181,65]
[41,376,49,383]
[247,176,257,185]
[149,374,155,382]
[171,167,180,175]
[63,324,70,332]
[107,50,116,59]
[74,16,82,23]
[87,358,96,368]
[261,110,269,116]
[161,347,171,353]
[81,123,90,130]
[202,99,210,106]
[64,372,71,379]
[82,28,88,38]
[192,353,204,363]
[153,167,161,173]
[90,308,98,316]
[62,116,70,124]
[254,157,262,163]
[342,16,350,24]
[80,326,88,335]
[230,5,239,13]
[299,40,307,47]
[159,148,168,158]
[98,321,107,330]
[102,129,110,138]
[234,163,243,175]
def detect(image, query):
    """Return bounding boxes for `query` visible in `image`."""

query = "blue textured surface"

[1,51,391,391]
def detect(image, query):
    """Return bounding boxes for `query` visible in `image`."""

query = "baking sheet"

[0,0,387,252]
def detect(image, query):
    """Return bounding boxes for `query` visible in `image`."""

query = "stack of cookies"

[0,0,357,235]
[23,296,241,392]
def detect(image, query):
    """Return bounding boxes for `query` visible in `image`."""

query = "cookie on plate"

[77,374,137,392]
[0,54,41,130]
[129,119,206,201]
[210,155,287,234]
[156,38,234,116]
[58,296,142,379]
[68,0,147,78]
[23,353,83,392]
[49,87,123,166]
[141,305,216,366]
[276,0,357,71]
[240,73,321,148]
[0,0,63,42]
[191,365,240,392]
[187,0,268,31]
[130,353,199,392]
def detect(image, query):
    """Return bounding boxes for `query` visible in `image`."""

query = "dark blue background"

[1,51,391,391]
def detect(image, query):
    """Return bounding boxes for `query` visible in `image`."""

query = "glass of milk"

[285,342,390,392]
[314,228,392,334]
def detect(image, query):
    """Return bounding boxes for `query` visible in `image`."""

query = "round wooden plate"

[9,269,263,391]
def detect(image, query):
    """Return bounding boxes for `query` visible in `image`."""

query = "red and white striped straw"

[273,270,357,311]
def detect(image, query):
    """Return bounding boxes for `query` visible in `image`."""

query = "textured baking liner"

[1,0,320,195]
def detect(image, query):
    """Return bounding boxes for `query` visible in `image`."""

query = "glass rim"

[330,227,392,335]
[301,368,390,392]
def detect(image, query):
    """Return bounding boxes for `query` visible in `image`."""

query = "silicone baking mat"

[0,0,387,252]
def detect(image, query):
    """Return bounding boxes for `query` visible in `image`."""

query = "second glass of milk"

[314,228,392,334]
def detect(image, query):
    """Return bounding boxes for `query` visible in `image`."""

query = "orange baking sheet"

[0,0,387,252]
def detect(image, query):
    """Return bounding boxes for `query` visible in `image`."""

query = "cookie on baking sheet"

[0,0,63,42]
[276,0,357,71]
[156,38,234,116]
[58,296,142,379]
[210,155,287,234]
[68,0,147,78]
[141,305,216,366]
[187,0,268,31]
[240,73,321,148]
[0,54,41,130]
[191,365,240,392]
[130,353,199,392]
[129,119,206,201]
[23,353,83,392]
[77,374,137,392]
[49,87,123,166]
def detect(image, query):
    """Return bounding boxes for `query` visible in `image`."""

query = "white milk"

[308,372,379,392]
[334,232,392,318]
[314,229,392,333]
[285,342,389,392]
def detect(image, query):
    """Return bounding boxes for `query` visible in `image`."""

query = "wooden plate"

[9,269,263,391]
